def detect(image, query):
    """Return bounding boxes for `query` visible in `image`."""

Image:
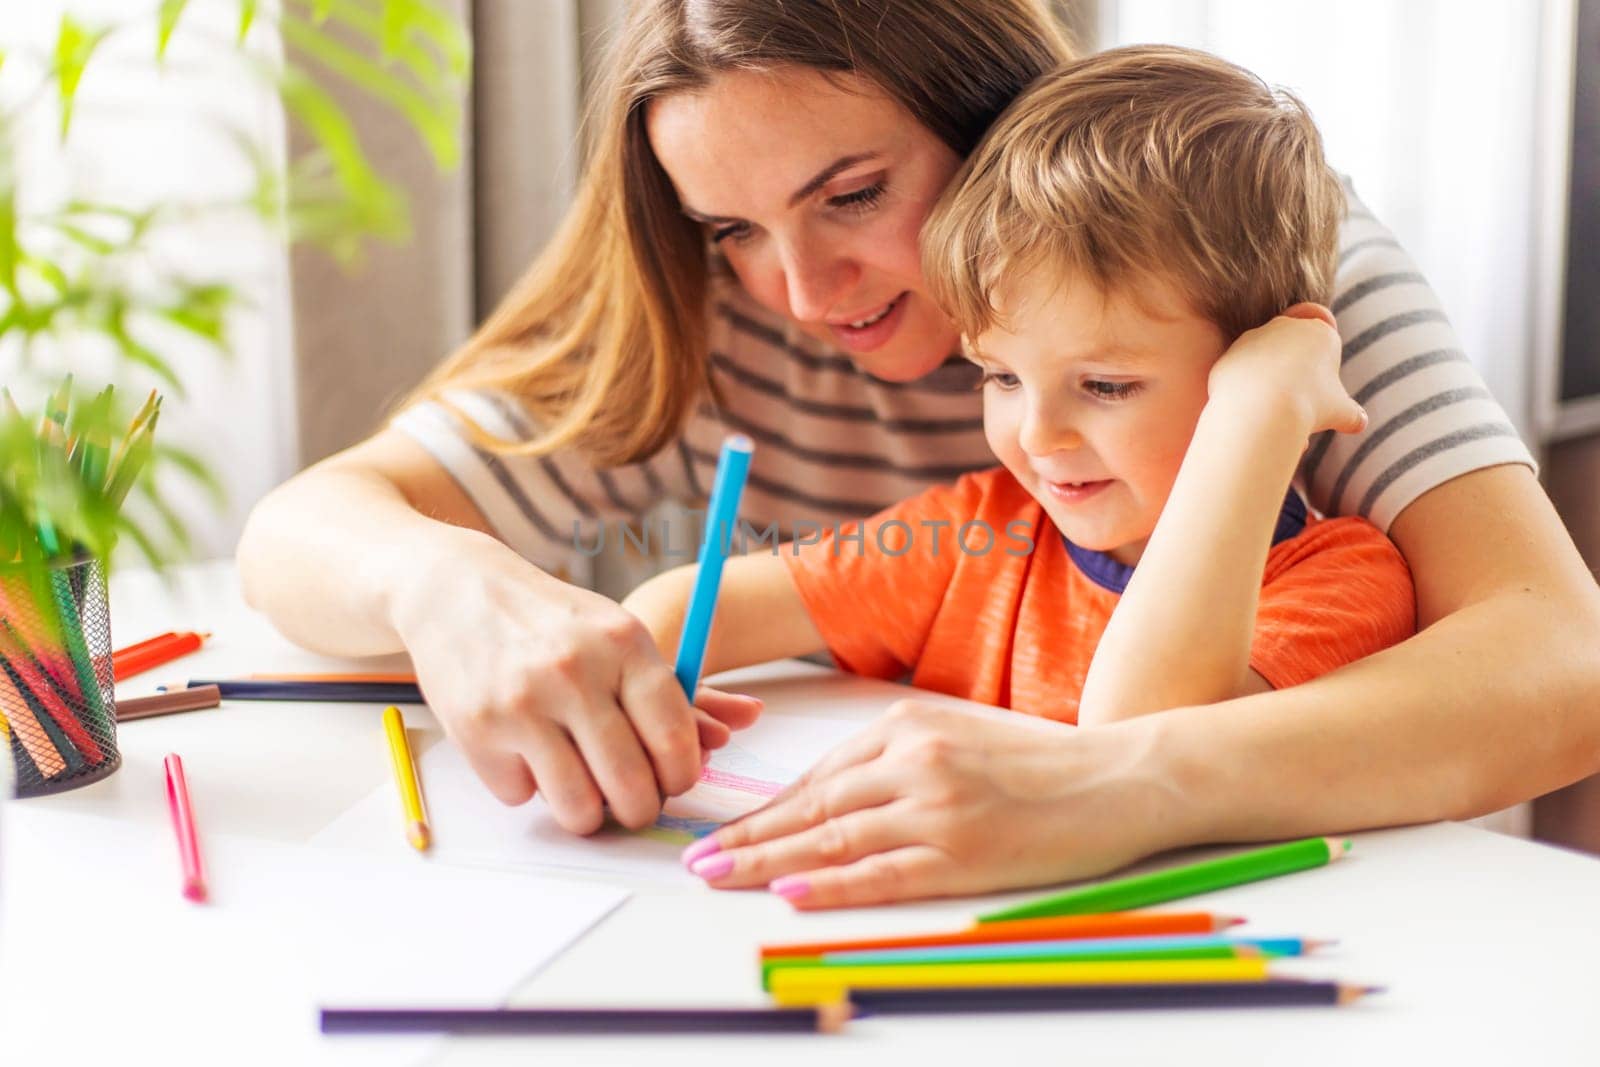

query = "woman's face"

[647,66,964,381]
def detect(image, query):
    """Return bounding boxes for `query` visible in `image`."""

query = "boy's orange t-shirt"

[783,467,1415,723]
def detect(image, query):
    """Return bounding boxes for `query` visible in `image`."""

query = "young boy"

[622,45,1414,727]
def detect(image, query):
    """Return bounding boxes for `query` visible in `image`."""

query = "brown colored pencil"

[115,685,222,722]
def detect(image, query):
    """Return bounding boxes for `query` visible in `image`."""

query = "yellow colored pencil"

[768,957,1270,1007]
[382,705,430,852]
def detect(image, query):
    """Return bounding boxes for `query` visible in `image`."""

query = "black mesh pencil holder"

[0,556,120,797]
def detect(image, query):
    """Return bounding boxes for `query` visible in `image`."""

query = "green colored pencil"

[977,837,1351,924]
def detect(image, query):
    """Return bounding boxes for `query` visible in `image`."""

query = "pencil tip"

[1222,915,1247,928]
[815,1000,853,1034]
[409,825,432,852]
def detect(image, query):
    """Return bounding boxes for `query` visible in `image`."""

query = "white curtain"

[1100,0,1556,445]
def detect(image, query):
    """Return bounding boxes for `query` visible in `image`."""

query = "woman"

[238,0,1600,907]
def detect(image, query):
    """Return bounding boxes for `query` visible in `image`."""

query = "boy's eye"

[1084,379,1143,401]
[977,370,1021,391]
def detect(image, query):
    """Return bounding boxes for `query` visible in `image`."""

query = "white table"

[17,562,1600,1064]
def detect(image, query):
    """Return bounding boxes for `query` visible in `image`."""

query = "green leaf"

[385,0,471,79]
[55,16,109,141]
[156,282,234,350]
[113,512,166,570]
[152,442,226,506]
[280,12,461,169]
[238,0,258,45]
[104,303,185,394]
[0,176,18,299]
[48,220,118,256]
[275,69,408,244]
[157,0,189,62]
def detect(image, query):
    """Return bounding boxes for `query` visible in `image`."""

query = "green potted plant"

[0,0,469,794]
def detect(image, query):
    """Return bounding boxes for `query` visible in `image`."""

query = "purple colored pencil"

[320,1004,852,1035]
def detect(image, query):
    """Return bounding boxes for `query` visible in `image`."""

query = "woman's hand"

[682,699,1184,908]
[390,530,761,834]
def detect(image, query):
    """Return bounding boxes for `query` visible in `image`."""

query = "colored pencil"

[0,663,67,777]
[320,1003,854,1036]
[0,623,104,763]
[163,753,207,903]
[1,659,85,773]
[167,679,424,704]
[977,838,1352,924]
[250,671,417,684]
[382,705,430,852]
[115,685,222,722]
[112,631,209,679]
[760,911,1239,961]
[767,958,1271,1007]
[762,936,1323,986]
[673,434,753,699]
[847,980,1381,1015]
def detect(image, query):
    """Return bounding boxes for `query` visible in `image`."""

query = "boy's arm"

[621,552,827,678]
[1078,306,1366,725]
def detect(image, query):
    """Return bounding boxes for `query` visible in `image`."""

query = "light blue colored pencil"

[817,934,1320,966]
[673,434,753,699]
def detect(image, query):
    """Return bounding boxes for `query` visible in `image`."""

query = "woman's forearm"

[1143,584,1600,847]
[237,462,508,657]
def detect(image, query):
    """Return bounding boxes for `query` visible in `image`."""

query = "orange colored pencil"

[112,631,208,679]
[249,671,418,684]
[760,912,1241,961]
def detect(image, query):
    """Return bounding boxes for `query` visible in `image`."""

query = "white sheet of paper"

[0,806,627,1065]
[312,703,876,883]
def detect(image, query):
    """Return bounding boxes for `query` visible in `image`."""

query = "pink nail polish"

[690,853,734,880]
[770,875,810,900]
[681,836,722,867]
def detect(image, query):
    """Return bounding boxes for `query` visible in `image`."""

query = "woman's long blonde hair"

[408,0,1074,465]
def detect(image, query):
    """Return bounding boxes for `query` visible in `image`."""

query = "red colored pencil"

[164,753,207,903]
[112,632,208,680]
[760,912,1241,961]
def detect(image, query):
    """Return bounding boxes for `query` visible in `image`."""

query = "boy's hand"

[1207,303,1366,437]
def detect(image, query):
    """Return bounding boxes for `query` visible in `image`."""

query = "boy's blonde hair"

[923,45,1345,343]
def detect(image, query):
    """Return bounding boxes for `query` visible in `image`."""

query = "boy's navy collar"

[1064,489,1309,595]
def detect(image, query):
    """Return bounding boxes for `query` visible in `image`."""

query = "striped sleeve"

[391,389,689,577]
[1301,182,1537,532]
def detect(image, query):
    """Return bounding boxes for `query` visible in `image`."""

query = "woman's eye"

[712,223,752,245]
[1084,379,1143,400]
[827,181,886,213]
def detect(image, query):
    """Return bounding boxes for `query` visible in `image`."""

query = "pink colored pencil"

[163,753,207,903]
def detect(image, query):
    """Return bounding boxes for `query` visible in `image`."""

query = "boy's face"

[970,271,1227,566]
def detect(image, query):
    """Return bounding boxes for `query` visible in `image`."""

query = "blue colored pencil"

[814,934,1322,966]
[673,434,754,699]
